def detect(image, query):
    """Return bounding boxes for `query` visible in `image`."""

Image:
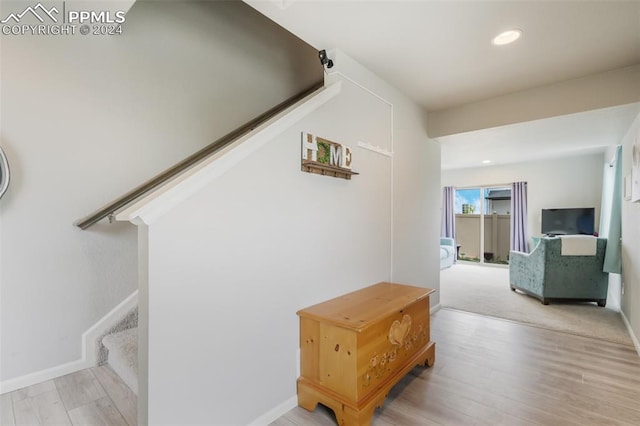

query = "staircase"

[102,327,139,394]
[97,304,139,395]
[76,81,330,406]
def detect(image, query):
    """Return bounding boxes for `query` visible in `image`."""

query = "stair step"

[102,327,138,395]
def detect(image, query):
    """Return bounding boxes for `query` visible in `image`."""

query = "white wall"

[0,1,321,383]
[428,65,640,137]
[600,145,623,310]
[620,111,640,349]
[442,153,604,247]
[326,51,442,302]
[143,52,440,425]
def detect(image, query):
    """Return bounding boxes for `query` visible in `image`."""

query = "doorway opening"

[455,186,511,265]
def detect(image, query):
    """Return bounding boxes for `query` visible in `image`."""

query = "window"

[455,186,511,264]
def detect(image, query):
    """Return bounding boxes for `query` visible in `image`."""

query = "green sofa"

[509,236,608,306]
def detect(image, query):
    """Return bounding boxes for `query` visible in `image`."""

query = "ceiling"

[439,103,640,169]
[245,0,640,169]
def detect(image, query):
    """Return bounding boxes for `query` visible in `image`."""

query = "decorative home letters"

[301,132,358,180]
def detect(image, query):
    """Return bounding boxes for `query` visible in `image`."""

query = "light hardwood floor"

[3,309,639,425]
[274,308,640,426]
[1,366,136,426]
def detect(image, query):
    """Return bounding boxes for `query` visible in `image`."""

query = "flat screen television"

[541,208,595,236]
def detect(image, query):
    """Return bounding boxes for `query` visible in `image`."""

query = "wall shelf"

[301,161,359,180]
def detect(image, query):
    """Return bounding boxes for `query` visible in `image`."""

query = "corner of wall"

[83,291,139,365]
[620,109,640,358]
[620,310,640,357]
[0,290,138,395]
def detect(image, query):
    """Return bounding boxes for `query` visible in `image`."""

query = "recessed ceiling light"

[492,29,522,46]
[482,160,492,164]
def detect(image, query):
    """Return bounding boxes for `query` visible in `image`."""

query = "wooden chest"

[297,282,435,426]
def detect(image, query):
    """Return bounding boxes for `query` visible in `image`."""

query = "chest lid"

[297,282,434,332]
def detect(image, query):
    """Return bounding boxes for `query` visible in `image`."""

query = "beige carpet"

[440,263,633,346]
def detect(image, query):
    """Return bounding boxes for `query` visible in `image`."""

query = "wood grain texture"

[13,389,71,425]
[92,366,137,426]
[297,282,434,331]
[298,283,435,425]
[2,367,136,426]
[67,396,128,426]
[4,308,637,426]
[54,369,107,411]
[268,416,298,426]
[275,308,640,426]
[11,380,56,402]
[1,392,16,426]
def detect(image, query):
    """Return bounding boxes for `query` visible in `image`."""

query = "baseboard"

[82,290,138,365]
[0,358,92,394]
[248,395,297,426]
[1,291,138,395]
[620,309,640,358]
[430,303,442,315]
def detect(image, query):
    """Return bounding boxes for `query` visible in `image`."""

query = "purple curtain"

[441,187,455,239]
[510,182,529,252]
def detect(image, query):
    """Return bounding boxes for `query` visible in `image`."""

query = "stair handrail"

[74,80,324,230]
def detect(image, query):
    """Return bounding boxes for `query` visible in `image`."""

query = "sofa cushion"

[440,246,455,260]
[560,235,597,256]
